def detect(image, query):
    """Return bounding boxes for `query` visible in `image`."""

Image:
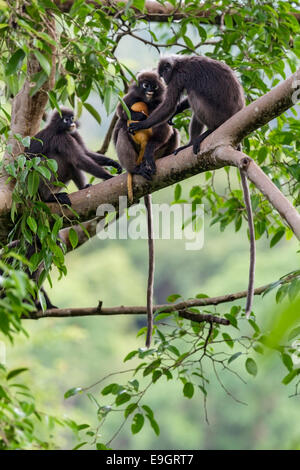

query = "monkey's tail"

[127,173,133,203]
[144,194,155,348]
[240,169,256,318]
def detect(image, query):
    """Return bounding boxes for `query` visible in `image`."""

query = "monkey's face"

[139,79,160,102]
[158,60,173,85]
[60,113,77,133]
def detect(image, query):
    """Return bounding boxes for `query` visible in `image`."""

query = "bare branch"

[23,272,299,320]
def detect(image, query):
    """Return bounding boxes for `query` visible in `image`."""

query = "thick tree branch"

[41,69,300,241]
[53,1,300,24]
[23,272,299,320]
[0,15,57,236]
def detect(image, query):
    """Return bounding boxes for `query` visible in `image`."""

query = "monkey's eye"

[142,83,148,89]
[63,117,69,123]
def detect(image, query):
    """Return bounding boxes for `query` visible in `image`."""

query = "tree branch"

[0,14,57,229]
[53,1,300,24]
[23,272,299,320]
[40,69,300,240]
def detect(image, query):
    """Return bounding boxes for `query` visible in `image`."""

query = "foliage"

[0,363,86,449]
[0,0,299,450]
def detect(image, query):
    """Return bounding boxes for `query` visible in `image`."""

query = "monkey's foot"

[132,161,155,181]
[174,144,191,155]
[193,139,204,154]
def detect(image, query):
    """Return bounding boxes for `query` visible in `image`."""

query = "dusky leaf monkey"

[114,71,180,346]
[24,108,122,309]
[128,56,255,317]
[27,107,122,206]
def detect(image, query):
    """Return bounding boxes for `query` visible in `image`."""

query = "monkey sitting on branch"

[126,101,153,202]
[128,55,255,318]
[114,71,180,347]
[27,107,122,206]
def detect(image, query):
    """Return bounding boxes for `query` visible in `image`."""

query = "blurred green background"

[2,34,300,450]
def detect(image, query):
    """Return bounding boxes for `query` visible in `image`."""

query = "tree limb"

[53,1,300,24]
[23,272,299,320]
[42,69,300,240]
[0,14,57,232]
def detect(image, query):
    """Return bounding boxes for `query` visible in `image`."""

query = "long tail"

[240,169,256,318]
[127,173,133,203]
[144,194,155,348]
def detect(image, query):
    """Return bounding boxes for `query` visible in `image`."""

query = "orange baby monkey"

[127,101,153,202]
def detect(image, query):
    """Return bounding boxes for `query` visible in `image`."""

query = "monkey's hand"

[174,143,191,155]
[46,192,71,206]
[112,161,123,174]
[130,111,147,121]
[128,121,147,135]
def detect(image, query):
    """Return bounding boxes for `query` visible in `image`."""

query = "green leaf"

[183,382,194,398]
[131,413,144,434]
[167,294,181,303]
[288,326,300,341]
[83,102,101,125]
[174,184,182,201]
[118,96,131,120]
[27,216,37,233]
[281,353,293,372]
[47,159,58,173]
[36,166,52,180]
[101,383,118,396]
[123,350,138,362]
[282,369,299,385]
[228,352,242,364]
[6,368,28,380]
[143,359,161,377]
[5,49,25,76]
[270,229,285,248]
[124,403,138,418]
[104,87,112,115]
[183,35,194,49]
[245,358,257,377]
[222,333,234,348]
[145,413,160,436]
[68,228,78,249]
[115,391,131,406]
[64,387,82,399]
[34,50,51,76]
[27,171,40,197]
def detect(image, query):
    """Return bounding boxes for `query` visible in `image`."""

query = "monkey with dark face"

[114,71,180,347]
[128,56,255,318]
[24,108,122,310]
[128,55,245,155]
[27,108,122,205]
[114,71,179,181]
